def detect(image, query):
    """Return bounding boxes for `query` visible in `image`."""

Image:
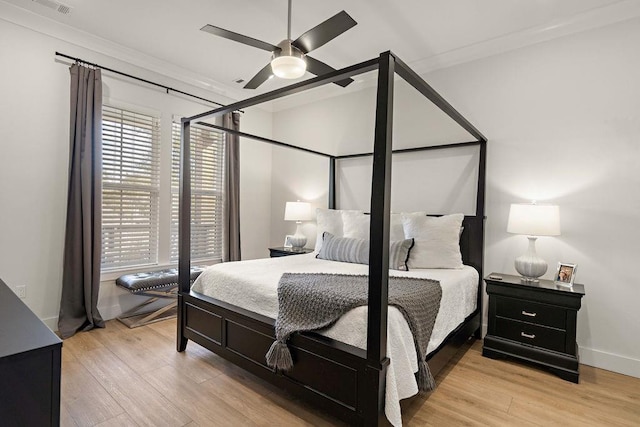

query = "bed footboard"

[178,290,481,425]
[179,291,372,424]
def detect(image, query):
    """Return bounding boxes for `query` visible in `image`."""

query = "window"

[101,106,160,270]
[100,106,224,274]
[170,123,225,262]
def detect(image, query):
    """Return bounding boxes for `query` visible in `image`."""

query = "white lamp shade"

[507,204,561,236]
[284,201,312,221]
[271,56,306,79]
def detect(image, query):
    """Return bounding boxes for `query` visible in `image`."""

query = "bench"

[116,266,205,328]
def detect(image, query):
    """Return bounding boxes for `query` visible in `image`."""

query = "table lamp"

[284,201,312,251]
[507,203,561,282]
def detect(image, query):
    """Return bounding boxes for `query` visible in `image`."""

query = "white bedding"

[191,253,478,426]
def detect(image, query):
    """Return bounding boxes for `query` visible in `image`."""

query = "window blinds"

[170,123,225,262]
[101,105,160,270]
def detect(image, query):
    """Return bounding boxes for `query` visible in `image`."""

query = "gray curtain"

[223,112,241,262]
[58,64,105,339]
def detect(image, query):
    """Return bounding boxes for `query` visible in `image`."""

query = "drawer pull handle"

[521,310,537,317]
[521,332,536,339]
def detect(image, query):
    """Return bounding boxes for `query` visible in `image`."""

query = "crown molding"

[3,0,639,113]
[408,0,640,76]
[270,0,640,111]
[0,0,250,106]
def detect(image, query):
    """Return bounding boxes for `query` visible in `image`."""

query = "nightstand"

[269,247,314,257]
[483,273,585,383]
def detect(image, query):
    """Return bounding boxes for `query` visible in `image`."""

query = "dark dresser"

[0,278,62,426]
[483,273,585,383]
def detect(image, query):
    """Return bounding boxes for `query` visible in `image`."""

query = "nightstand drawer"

[495,317,566,353]
[495,296,566,330]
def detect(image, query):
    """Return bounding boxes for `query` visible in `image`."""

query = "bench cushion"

[116,267,205,293]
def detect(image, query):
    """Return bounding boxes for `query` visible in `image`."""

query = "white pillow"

[314,209,343,252]
[342,211,369,239]
[390,215,406,241]
[402,213,464,269]
[314,209,363,252]
[342,211,406,241]
[400,211,427,220]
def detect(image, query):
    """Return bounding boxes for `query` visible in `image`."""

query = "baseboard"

[99,303,126,323]
[40,303,126,333]
[579,346,640,379]
[41,316,58,331]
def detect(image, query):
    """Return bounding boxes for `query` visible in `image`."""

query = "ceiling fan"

[200,0,357,89]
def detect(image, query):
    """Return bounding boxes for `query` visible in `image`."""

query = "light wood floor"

[60,318,640,426]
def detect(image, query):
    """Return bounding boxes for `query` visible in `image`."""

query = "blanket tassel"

[417,360,436,392]
[266,340,293,370]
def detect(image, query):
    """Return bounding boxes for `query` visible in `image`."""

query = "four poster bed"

[177,51,487,426]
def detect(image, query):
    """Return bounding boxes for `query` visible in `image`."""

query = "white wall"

[269,146,330,248]
[271,18,640,378]
[335,147,478,214]
[270,79,478,248]
[239,121,273,261]
[0,18,273,328]
[426,17,640,378]
[269,69,481,247]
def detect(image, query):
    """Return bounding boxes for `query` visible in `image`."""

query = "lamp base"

[288,222,307,251]
[288,235,307,251]
[514,236,548,281]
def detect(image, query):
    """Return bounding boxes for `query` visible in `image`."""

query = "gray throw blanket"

[265,273,442,391]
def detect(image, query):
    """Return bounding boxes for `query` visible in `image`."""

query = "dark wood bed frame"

[177,51,487,426]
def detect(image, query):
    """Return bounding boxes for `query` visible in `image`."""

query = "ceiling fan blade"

[243,63,274,89]
[200,24,279,52]
[292,11,357,54]
[306,56,353,87]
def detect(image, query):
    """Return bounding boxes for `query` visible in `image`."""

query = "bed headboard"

[460,215,485,279]
[350,212,484,277]
[330,140,486,280]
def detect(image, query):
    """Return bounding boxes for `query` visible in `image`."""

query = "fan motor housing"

[272,39,305,61]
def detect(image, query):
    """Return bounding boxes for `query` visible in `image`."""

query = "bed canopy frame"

[177,51,487,425]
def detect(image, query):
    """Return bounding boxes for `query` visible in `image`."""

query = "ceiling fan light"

[271,55,306,79]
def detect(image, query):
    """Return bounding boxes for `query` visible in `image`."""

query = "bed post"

[329,157,336,209]
[476,140,487,219]
[177,119,192,352]
[475,139,487,338]
[365,51,395,426]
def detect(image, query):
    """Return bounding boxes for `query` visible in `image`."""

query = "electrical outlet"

[15,285,26,299]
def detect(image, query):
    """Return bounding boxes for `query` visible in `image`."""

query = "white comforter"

[192,254,478,426]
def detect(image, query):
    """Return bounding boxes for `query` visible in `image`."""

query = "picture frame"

[555,262,577,286]
[283,235,294,248]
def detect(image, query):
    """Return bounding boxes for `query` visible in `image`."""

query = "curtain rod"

[54,51,244,113]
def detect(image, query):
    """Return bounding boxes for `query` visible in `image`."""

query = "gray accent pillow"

[317,232,414,271]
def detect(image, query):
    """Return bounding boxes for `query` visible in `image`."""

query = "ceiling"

[4,0,637,108]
